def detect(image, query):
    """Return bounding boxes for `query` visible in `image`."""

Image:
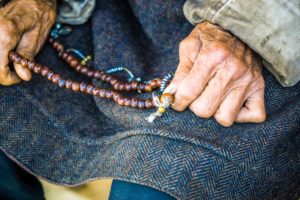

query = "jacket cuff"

[183,0,228,25]
[183,0,300,86]
[57,0,95,25]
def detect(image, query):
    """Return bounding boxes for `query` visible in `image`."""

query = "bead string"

[8,24,175,122]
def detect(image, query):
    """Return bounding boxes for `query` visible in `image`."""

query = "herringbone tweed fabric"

[0,0,299,199]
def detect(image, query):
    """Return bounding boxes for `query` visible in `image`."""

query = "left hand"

[166,21,266,127]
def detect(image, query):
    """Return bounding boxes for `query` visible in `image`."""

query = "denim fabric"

[0,151,44,200]
[0,0,300,200]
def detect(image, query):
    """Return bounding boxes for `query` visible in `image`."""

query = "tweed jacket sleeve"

[184,0,300,87]
[57,0,95,25]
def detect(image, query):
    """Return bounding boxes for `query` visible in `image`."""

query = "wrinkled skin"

[0,0,56,86]
[166,21,266,127]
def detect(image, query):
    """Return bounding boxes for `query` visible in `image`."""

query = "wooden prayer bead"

[105,75,112,82]
[65,79,73,89]
[71,82,80,91]
[124,98,131,106]
[20,58,28,67]
[94,71,103,79]
[131,81,138,90]
[87,70,94,78]
[28,61,35,70]
[79,82,87,92]
[61,52,68,60]
[138,83,146,92]
[66,54,75,63]
[58,79,66,87]
[92,88,100,96]
[99,89,106,98]
[41,67,50,76]
[118,83,126,91]
[117,97,125,106]
[33,64,42,73]
[113,92,120,102]
[125,83,132,91]
[47,71,54,81]
[86,84,94,94]
[70,59,79,67]
[109,78,118,85]
[145,100,154,109]
[130,98,138,108]
[144,85,152,92]
[100,74,108,81]
[51,74,61,84]
[138,100,146,109]
[80,67,88,75]
[105,90,113,99]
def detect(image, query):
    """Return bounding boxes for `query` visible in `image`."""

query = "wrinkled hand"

[0,0,56,86]
[167,21,266,127]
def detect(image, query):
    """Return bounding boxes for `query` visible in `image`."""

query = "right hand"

[0,0,56,86]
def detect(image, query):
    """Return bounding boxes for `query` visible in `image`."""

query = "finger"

[213,85,248,127]
[164,37,201,94]
[0,28,21,85]
[189,63,238,118]
[172,54,216,111]
[14,27,41,81]
[236,88,266,123]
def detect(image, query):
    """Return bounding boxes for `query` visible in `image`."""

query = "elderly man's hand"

[0,0,56,86]
[168,21,266,127]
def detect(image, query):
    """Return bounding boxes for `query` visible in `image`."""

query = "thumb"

[13,28,41,81]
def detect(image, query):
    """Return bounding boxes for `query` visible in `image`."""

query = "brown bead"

[48,38,54,44]
[51,74,61,84]
[156,78,163,85]
[75,65,83,72]
[94,71,103,79]
[113,92,120,102]
[160,93,175,104]
[86,84,94,94]
[125,83,132,91]
[33,64,42,74]
[41,67,49,76]
[138,100,146,109]
[14,54,21,64]
[105,90,113,99]
[65,79,73,89]
[20,58,28,67]
[27,61,35,70]
[130,98,138,108]
[117,97,125,106]
[71,82,80,91]
[124,98,131,106]
[131,81,138,90]
[61,52,68,60]
[144,85,152,92]
[118,83,126,91]
[109,78,118,85]
[100,73,108,81]
[99,89,106,98]
[56,43,64,52]
[105,75,112,82]
[149,79,158,87]
[138,83,146,92]
[145,100,154,109]
[58,79,66,87]
[80,67,88,75]
[79,82,87,92]
[53,41,59,49]
[87,70,94,78]
[92,88,100,96]
[66,54,75,63]
[70,59,79,67]
[47,71,54,81]
[113,82,120,90]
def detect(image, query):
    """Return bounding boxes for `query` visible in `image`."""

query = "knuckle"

[214,113,234,127]
[252,109,266,123]
[190,101,214,118]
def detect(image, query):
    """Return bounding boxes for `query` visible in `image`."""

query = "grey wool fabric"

[0,0,300,200]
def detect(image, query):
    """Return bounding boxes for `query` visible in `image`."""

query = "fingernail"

[163,83,177,94]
